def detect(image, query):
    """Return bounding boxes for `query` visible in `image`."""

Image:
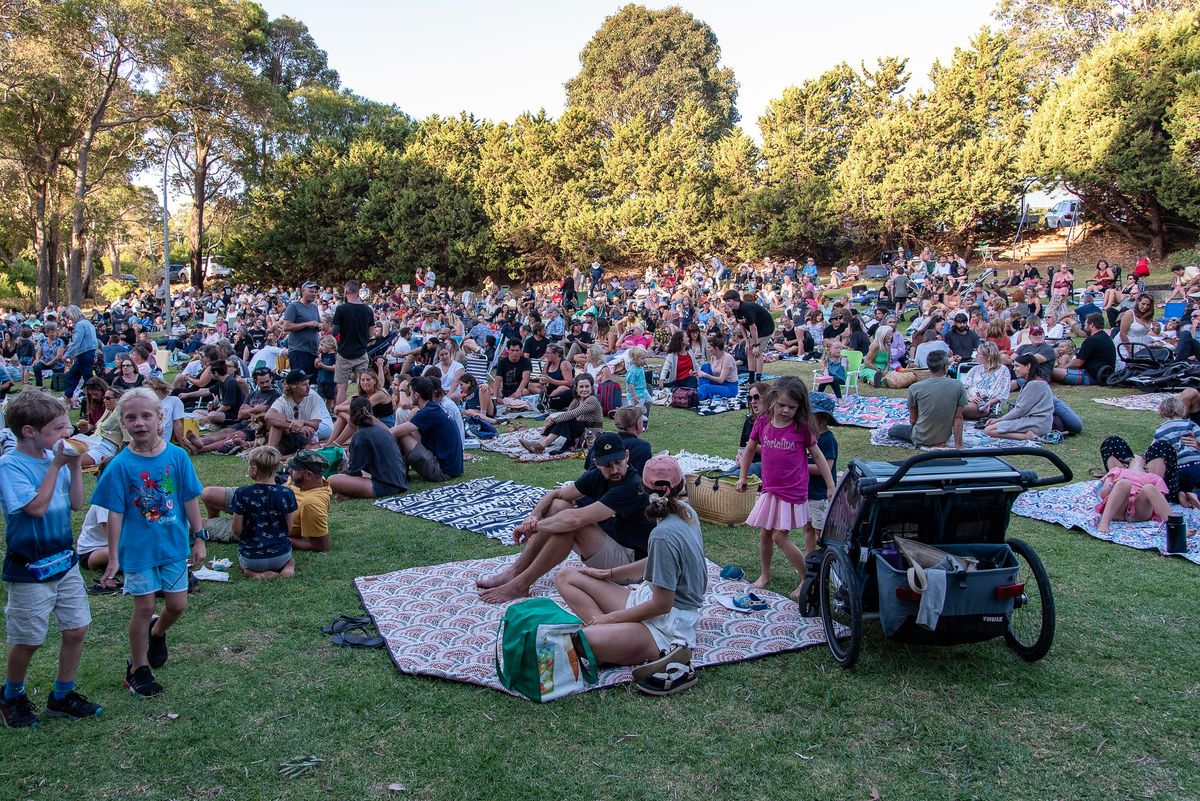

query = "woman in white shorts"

[79,388,124,468]
[556,455,707,693]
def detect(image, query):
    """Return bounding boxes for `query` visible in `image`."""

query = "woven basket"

[686,471,760,526]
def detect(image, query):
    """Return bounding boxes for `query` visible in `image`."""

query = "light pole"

[162,131,177,334]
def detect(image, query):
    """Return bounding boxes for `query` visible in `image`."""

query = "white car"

[1045,199,1081,229]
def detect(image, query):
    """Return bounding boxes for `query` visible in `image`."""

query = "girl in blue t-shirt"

[94,388,204,697]
[229,445,297,579]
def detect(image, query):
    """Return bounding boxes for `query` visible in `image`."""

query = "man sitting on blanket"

[477,432,652,604]
[886,350,966,449]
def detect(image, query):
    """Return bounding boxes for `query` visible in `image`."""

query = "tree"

[565,4,737,136]
[1022,7,1200,257]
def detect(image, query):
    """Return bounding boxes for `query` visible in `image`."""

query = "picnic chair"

[464,354,492,385]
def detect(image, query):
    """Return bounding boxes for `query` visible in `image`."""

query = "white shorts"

[624,582,700,653]
[808,498,830,532]
[81,434,118,464]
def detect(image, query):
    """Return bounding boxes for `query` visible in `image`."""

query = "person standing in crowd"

[61,306,97,410]
[282,281,322,379]
[722,289,774,383]
[331,280,375,406]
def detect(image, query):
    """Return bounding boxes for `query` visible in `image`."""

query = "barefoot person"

[555,455,706,695]
[477,432,652,604]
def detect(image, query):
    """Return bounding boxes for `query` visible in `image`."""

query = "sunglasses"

[748,394,761,401]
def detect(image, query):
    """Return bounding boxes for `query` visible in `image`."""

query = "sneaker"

[124,662,163,697]
[147,615,168,668]
[44,690,102,720]
[0,693,39,728]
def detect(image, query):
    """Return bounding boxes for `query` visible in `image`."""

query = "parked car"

[1045,199,1081,229]
[169,263,188,283]
[117,273,139,284]
[204,255,231,278]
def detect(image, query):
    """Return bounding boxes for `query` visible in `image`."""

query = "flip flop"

[87,581,123,595]
[634,662,698,696]
[632,644,691,684]
[321,614,372,635]
[330,627,384,649]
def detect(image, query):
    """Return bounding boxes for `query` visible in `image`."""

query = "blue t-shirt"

[0,450,75,583]
[229,483,297,560]
[807,430,839,501]
[411,403,464,478]
[91,443,202,573]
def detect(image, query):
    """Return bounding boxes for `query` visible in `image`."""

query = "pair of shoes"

[329,625,384,649]
[719,564,745,580]
[634,662,698,696]
[731,592,769,611]
[147,614,168,669]
[44,690,102,720]
[0,693,39,728]
[632,644,692,683]
[321,614,371,635]
[124,661,163,697]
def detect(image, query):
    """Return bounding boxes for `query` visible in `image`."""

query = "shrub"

[1167,248,1200,268]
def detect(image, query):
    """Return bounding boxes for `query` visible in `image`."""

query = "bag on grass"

[495,597,598,702]
[310,446,344,478]
[670,387,698,409]
[596,379,624,415]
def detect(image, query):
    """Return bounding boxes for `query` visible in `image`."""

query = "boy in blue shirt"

[804,392,840,556]
[93,387,205,697]
[0,390,99,727]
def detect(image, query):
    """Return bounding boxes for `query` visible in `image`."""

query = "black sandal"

[321,614,372,635]
[330,626,384,649]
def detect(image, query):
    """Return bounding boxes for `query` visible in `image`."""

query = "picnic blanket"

[833,395,909,429]
[670,450,737,475]
[693,374,782,417]
[1092,393,1172,412]
[869,426,1064,451]
[354,555,825,700]
[1013,481,1200,565]
[374,477,548,546]
[479,430,580,462]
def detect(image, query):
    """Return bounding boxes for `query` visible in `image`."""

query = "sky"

[256,0,1001,143]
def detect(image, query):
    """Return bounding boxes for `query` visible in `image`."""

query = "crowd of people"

[3,247,1199,714]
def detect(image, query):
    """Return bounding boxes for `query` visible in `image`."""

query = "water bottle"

[1165,514,1188,554]
[880,538,905,571]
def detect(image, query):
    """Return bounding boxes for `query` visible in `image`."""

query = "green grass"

[2,364,1199,800]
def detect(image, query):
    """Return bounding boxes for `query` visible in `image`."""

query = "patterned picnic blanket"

[1013,482,1200,565]
[479,430,580,462]
[669,450,737,475]
[869,426,1064,451]
[833,395,909,429]
[373,477,548,546]
[354,555,826,700]
[1092,393,1172,412]
[694,374,782,417]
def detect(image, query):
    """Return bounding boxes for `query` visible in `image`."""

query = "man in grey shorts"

[476,433,652,604]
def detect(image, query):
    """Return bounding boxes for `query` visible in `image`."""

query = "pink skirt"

[745,491,809,531]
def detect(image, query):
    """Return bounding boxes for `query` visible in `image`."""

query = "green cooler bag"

[495,597,598,702]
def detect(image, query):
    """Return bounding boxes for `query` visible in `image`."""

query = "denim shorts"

[238,551,293,573]
[124,560,190,596]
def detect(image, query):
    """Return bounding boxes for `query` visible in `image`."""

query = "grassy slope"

[1,364,1198,801]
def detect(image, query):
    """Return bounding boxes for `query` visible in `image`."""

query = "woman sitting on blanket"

[984,354,1054,441]
[324,368,394,446]
[860,325,901,388]
[535,345,574,411]
[520,373,602,454]
[456,373,498,438]
[326,396,408,499]
[961,342,1011,420]
[556,455,705,694]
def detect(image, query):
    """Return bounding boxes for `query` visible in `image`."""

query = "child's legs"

[1131,485,1172,522]
[57,627,87,684]
[753,528,774,586]
[129,593,157,668]
[1099,479,1132,530]
[770,528,808,575]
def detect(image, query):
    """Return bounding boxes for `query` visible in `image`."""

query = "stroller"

[798,448,1071,669]
[1106,342,1200,390]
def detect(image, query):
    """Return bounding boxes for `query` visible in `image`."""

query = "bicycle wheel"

[819,546,862,669]
[1004,538,1055,661]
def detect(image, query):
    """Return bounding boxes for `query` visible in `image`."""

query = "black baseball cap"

[592,433,626,466]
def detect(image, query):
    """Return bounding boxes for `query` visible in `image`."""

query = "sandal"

[634,662,698,696]
[632,644,691,684]
[87,580,123,595]
[330,626,385,649]
[321,614,372,635]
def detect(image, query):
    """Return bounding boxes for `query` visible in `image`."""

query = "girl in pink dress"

[1095,456,1173,533]
[736,377,835,598]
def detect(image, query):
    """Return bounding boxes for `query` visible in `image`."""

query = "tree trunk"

[1147,201,1165,261]
[34,179,51,310]
[189,137,209,290]
[83,237,96,297]
[109,241,121,278]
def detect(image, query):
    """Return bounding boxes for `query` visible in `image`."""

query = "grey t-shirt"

[908,375,967,447]
[283,300,321,355]
[643,503,707,611]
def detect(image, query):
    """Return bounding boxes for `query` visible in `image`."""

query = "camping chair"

[464,354,491,385]
[1163,302,1187,322]
[844,350,863,395]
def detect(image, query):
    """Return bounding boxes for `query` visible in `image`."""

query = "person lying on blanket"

[554,455,705,686]
[1095,456,1172,534]
[477,432,652,604]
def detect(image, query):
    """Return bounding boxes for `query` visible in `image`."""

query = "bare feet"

[751,574,770,590]
[788,584,804,600]
[475,569,514,590]
[480,580,531,604]
[279,559,296,578]
[1096,521,1110,533]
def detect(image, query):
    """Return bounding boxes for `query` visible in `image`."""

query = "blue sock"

[52,679,75,700]
[3,679,24,700]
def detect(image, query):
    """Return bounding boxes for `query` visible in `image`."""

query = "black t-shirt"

[566,330,593,347]
[847,330,871,354]
[944,328,980,360]
[574,468,653,557]
[733,302,774,338]
[781,327,798,344]
[823,322,847,341]
[331,301,375,358]
[523,335,549,360]
[1076,331,1117,382]
[497,355,532,396]
[219,376,246,418]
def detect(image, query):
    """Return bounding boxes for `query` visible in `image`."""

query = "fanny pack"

[13,549,76,581]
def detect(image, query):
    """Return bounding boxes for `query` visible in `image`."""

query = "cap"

[592,432,626,465]
[954,313,968,322]
[287,449,328,473]
[1029,326,1045,336]
[642,454,684,490]
[285,369,310,385]
[809,391,836,419]
[302,280,319,289]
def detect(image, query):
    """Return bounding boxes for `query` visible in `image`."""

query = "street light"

[162,130,177,334]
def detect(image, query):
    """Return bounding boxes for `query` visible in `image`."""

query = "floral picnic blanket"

[1013,481,1200,565]
[869,425,1063,451]
[833,395,909,429]
[1092,393,1172,412]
